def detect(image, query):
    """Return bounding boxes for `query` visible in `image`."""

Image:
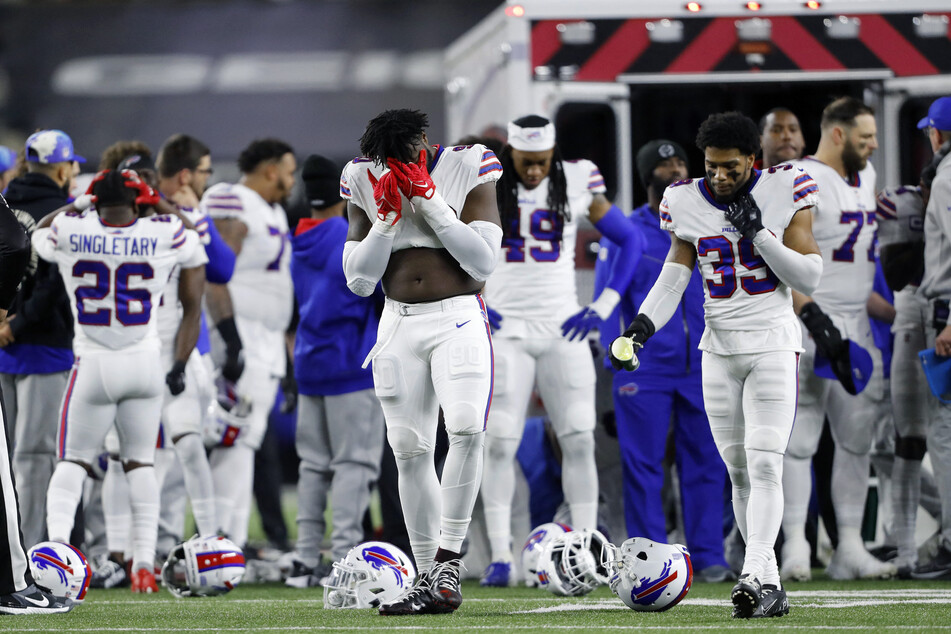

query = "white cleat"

[780,536,812,582]
[826,545,897,581]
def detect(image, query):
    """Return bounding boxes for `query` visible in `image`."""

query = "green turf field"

[5,576,951,632]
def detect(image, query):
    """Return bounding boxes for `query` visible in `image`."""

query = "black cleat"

[379,576,438,615]
[730,574,762,619]
[0,584,73,615]
[911,546,951,581]
[751,584,789,618]
[429,560,464,613]
[90,555,129,589]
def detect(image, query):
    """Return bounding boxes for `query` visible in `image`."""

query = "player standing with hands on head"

[610,112,822,619]
[341,109,502,615]
[35,169,207,593]
[478,115,642,587]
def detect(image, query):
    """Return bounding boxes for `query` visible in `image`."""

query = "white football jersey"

[156,207,212,349]
[340,143,502,252]
[201,183,293,332]
[482,159,606,325]
[33,211,206,355]
[660,164,818,341]
[794,157,877,315]
[875,186,923,249]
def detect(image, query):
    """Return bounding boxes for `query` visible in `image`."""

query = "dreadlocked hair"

[496,144,569,240]
[359,109,429,166]
[93,170,137,208]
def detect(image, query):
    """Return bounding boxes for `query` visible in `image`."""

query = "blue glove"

[561,307,601,341]
[485,305,503,331]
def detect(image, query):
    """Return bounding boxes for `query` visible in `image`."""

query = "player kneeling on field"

[161,535,246,597]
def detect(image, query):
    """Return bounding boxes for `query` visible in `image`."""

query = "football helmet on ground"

[28,541,90,604]
[323,541,416,609]
[521,522,572,587]
[536,529,611,597]
[606,537,692,611]
[161,535,246,597]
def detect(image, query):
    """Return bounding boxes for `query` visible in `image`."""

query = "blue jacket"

[291,217,380,395]
[595,203,705,375]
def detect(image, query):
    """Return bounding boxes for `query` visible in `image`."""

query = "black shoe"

[911,546,951,580]
[731,574,762,619]
[0,584,73,615]
[429,560,464,613]
[869,544,898,562]
[751,584,789,618]
[91,555,129,589]
[379,577,438,616]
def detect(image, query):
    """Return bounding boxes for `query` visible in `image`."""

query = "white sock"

[395,450,440,574]
[174,433,217,536]
[210,444,254,543]
[832,448,870,529]
[102,459,131,555]
[743,449,784,581]
[560,430,598,530]
[125,466,159,572]
[781,454,812,540]
[481,435,519,562]
[439,432,484,553]
[46,461,87,543]
[892,456,922,565]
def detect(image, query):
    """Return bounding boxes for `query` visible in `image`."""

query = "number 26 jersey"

[659,164,818,339]
[33,211,206,355]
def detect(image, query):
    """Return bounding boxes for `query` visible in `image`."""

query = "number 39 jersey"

[793,157,877,316]
[482,159,606,325]
[201,182,293,332]
[32,211,206,356]
[660,165,818,338]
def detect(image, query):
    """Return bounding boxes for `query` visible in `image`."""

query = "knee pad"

[555,401,596,436]
[719,442,747,474]
[895,434,927,461]
[748,426,787,454]
[443,401,484,436]
[387,423,431,459]
[485,434,519,463]
[558,429,595,460]
[747,448,783,486]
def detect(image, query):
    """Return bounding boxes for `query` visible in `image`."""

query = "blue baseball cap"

[814,340,874,395]
[0,146,16,172]
[917,96,951,131]
[25,129,85,164]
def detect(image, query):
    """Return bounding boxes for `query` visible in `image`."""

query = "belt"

[385,294,478,316]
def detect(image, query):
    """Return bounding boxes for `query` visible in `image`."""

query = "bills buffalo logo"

[631,559,679,606]
[363,546,410,587]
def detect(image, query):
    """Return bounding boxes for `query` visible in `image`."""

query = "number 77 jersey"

[659,164,818,333]
[32,211,207,355]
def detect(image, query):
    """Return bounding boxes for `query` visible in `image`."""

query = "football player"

[610,111,822,618]
[342,108,501,614]
[35,169,207,593]
[201,139,295,549]
[478,115,641,587]
[782,97,896,582]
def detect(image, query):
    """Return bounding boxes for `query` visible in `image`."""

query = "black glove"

[216,317,244,382]
[166,360,187,396]
[800,302,859,394]
[280,356,298,414]
[609,314,655,371]
[800,302,846,360]
[725,193,765,241]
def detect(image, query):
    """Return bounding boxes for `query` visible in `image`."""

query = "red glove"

[367,168,402,225]
[84,170,109,202]
[388,150,436,200]
[121,170,161,207]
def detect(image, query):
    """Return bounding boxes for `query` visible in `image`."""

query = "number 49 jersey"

[483,159,606,325]
[660,164,818,334]
[32,211,206,355]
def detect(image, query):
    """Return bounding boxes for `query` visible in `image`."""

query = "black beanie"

[302,154,342,210]
[635,140,688,188]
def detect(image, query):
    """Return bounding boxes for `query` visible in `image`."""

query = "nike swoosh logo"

[410,602,423,611]
[455,321,470,328]
[24,595,51,608]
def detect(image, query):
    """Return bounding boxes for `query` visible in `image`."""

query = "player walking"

[610,112,822,618]
[35,169,206,593]
[342,109,501,615]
